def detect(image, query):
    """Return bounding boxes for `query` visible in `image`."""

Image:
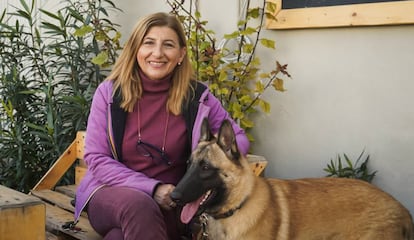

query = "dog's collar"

[211,197,248,219]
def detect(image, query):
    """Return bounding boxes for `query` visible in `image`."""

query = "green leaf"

[260,38,276,49]
[74,25,94,37]
[224,31,239,39]
[91,51,108,65]
[39,9,61,20]
[240,27,256,35]
[266,2,277,13]
[248,8,260,18]
[19,0,31,14]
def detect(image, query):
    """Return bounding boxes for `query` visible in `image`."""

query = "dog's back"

[267,177,414,240]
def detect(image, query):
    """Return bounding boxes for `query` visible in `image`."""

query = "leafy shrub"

[167,0,291,141]
[0,0,122,192]
[324,150,377,183]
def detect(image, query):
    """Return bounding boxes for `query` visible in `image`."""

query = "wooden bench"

[31,131,268,240]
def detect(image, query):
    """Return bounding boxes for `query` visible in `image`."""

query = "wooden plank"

[75,166,87,186]
[45,203,102,240]
[31,189,75,214]
[266,0,414,29]
[32,140,79,191]
[55,185,77,198]
[0,185,45,240]
[75,131,86,162]
[46,231,73,240]
[247,154,268,176]
[0,185,45,208]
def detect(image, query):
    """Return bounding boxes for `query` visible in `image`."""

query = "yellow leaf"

[219,71,228,82]
[259,99,271,113]
[259,73,270,79]
[241,118,254,128]
[255,81,264,93]
[272,78,286,92]
[240,95,252,104]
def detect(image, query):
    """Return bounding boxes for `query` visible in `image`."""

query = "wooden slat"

[31,189,75,214]
[55,185,77,198]
[32,141,79,191]
[45,203,102,240]
[46,231,71,240]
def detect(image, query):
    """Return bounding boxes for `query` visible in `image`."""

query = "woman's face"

[137,26,186,81]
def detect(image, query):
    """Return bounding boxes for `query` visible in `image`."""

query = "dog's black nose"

[170,191,182,203]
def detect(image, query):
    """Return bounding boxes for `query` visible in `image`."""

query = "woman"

[74,12,249,240]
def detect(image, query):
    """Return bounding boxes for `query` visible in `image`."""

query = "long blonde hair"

[107,12,193,115]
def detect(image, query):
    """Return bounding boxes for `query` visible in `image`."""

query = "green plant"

[0,0,122,192]
[167,0,290,141]
[324,150,377,183]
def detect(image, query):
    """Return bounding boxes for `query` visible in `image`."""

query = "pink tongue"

[180,194,205,224]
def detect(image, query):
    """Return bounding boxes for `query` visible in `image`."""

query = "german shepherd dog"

[171,119,414,240]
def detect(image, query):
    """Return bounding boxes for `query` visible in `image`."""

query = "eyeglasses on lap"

[136,139,171,165]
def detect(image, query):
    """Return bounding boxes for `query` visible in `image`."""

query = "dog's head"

[170,118,244,223]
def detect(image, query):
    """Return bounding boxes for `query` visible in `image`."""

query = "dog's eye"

[201,160,210,170]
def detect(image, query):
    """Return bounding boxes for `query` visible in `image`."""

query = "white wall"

[255,25,414,216]
[115,0,414,215]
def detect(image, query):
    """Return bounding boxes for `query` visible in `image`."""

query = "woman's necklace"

[136,101,170,164]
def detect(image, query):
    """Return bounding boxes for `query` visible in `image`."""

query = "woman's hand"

[153,183,177,210]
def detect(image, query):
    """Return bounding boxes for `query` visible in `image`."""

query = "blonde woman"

[74,12,249,239]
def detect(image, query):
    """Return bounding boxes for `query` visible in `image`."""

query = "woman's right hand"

[154,183,177,210]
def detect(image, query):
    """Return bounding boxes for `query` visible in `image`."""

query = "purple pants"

[87,186,186,240]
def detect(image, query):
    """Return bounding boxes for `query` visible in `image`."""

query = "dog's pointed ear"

[217,120,240,162]
[199,118,213,142]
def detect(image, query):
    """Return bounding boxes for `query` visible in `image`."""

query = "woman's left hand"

[154,183,177,210]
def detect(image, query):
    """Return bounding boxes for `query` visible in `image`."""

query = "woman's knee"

[118,188,163,220]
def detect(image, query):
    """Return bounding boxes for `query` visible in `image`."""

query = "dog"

[170,119,414,240]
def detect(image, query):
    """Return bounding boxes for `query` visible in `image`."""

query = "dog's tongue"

[181,195,205,224]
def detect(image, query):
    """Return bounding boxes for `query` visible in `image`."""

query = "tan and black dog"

[171,119,414,240]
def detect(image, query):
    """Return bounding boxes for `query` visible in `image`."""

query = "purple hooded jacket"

[74,80,250,221]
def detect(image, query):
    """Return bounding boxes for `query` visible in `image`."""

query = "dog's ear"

[217,120,240,162]
[199,118,213,142]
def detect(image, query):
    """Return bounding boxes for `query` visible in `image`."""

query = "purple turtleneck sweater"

[121,72,189,185]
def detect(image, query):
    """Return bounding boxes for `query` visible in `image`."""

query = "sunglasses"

[136,139,171,165]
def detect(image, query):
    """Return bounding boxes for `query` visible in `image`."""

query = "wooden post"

[0,185,45,240]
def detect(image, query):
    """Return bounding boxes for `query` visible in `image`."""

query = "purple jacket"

[74,80,250,221]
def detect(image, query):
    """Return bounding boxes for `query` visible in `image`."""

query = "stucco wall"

[256,25,414,216]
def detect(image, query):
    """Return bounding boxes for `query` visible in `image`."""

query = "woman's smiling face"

[137,26,186,81]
